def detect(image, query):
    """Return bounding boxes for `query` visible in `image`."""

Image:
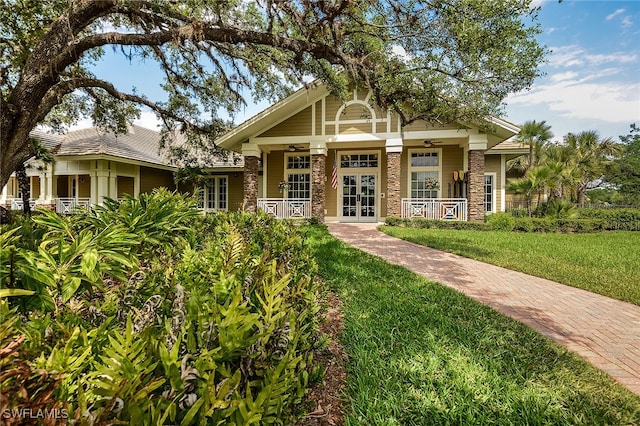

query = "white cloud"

[606,8,625,21]
[548,45,638,68]
[133,111,162,130]
[507,79,640,124]
[622,16,633,29]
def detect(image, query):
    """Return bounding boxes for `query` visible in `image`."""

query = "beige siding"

[140,167,176,193]
[325,152,337,217]
[485,155,503,211]
[259,106,312,137]
[78,175,91,198]
[117,176,135,197]
[31,177,41,199]
[315,100,322,136]
[339,123,373,134]
[402,120,461,133]
[266,152,285,198]
[441,146,464,198]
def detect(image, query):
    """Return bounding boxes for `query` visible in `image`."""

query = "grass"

[379,227,640,306]
[303,225,640,425]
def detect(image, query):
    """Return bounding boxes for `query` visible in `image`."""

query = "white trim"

[284,152,312,200]
[311,102,316,137]
[263,152,268,198]
[321,97,326,136]
[201,175,229,211]
[334,99,379,135]
[407,148,443,199]
[484,172,497,214]
[500,154,506,212]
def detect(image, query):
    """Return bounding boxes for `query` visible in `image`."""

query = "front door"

[341,173,377,222]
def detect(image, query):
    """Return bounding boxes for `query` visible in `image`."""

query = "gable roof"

[30,125,242,169]
[216,80,520,152]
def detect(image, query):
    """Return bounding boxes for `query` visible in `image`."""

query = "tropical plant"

[562,131,622,206]
[510,120,553,172]
[607,124,640,205]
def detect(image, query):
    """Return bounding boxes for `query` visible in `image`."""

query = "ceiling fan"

[423,140,444,148]
[287,144,306,152]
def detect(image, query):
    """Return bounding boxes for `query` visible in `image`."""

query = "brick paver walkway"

[327,223,640,396]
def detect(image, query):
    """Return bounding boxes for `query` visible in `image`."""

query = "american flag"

[331,150,338,190]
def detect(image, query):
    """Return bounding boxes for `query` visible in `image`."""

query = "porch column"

[467,134,487,222]
[242,143,261,212]
[385,138,403,217]
[96,160,110,205]
[109,163,118,200]
[310,141,327,223]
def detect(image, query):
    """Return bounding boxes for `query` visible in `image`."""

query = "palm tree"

[507,164,557,217]
[563,131,622,206]
[514,120,554,172]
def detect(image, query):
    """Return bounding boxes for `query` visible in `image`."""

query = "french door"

[341,173,377,222]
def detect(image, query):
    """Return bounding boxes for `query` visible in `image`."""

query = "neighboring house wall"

[485,155,503,212]
[139,167,175,193]
[117,176,135,197]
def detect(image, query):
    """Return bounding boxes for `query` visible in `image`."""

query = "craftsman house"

[215,81,526,222]
[0,125,243,213]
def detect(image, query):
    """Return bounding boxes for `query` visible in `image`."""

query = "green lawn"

[380,226,640,306]
[303,225,640,425]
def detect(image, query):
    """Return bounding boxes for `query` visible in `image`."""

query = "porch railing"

[257,198,311,219]
[56,198,91,214]
[401,198,468,221]
[9,198,37,210]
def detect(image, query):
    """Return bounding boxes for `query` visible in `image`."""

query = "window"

[484,174,495,213]
[286,154,311,199]
[202,176,228,211]
[340,153,378,168]
[408,149,441,199]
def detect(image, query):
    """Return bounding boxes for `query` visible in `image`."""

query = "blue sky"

[505,0,640,141]
[79,0,640,142]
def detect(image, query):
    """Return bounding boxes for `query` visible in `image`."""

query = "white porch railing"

[9,198,37,210]
[257,198,311,219]
[401,198,468,221]
[56,198,91,214]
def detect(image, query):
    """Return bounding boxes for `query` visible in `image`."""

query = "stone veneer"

[243,155,259,212]
[386,152,401,217]
[467,150,485,222]
[311,154,326,223]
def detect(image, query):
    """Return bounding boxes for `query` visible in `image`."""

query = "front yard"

[304,225,640,424]
[380,226,640,306]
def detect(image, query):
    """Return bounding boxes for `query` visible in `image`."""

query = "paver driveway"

[327,223,640,396]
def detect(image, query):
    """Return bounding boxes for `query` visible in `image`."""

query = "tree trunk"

[15,164,31,216]
[577,182,587,207]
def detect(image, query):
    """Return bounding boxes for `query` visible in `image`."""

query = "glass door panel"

[341,173,376,221]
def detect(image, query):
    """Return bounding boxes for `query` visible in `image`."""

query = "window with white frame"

[484,173,495,213]
[409,150,440,199]
[286,154,311,199]
[202,176,228,211]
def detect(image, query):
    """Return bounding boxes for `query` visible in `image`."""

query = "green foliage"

[1,194,321,424]
[486,212,515,231]
[576,208,640,231]
[384,216,490,231]
[606,124,640,205]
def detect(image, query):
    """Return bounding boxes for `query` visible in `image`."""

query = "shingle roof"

[30,125,242,169]
[485,138,528,153]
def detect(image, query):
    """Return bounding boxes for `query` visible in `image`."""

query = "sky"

[76,0,640,143]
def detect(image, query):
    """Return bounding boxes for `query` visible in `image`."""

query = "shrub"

[537,199,578,219]
[486,212,516,231]
[384,217,490,231]
[2,202,321,424]
[576,208,640,231]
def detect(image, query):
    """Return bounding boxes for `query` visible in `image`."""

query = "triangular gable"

[216,81,520,152]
